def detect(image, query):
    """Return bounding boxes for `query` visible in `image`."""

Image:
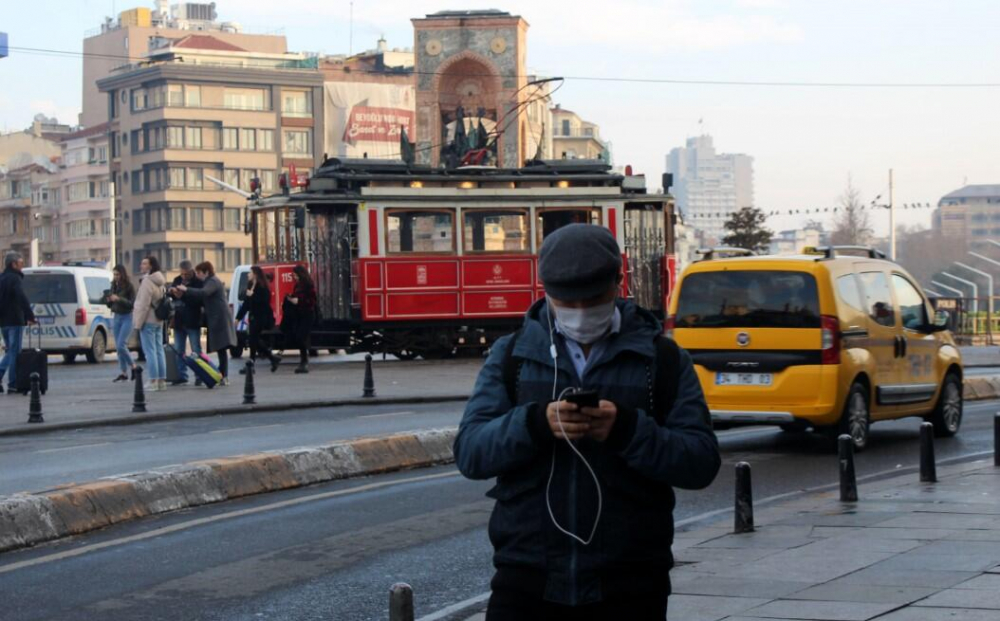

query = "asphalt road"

[1,400,997,621]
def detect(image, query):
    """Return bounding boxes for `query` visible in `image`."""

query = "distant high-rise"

[665,135,754,246]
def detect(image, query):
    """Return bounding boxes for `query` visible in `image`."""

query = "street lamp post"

[954,262,993,345]
[931,280,964,298]
[941,271,978,315]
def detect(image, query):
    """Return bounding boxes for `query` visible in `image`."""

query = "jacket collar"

[2,266,23,278]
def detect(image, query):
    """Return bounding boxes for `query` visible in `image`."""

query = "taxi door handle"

[900,336,907,357]
[893,336,902,358]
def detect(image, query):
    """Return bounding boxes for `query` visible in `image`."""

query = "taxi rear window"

[676,270,820,329]
[23,273,77,304]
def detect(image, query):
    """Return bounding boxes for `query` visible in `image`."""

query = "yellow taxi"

[666,246,963,450]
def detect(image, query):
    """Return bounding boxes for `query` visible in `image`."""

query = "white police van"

[229,264,252,358]
[22,265,115,363]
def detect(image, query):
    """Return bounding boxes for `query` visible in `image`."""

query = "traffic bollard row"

[920,422,937,483]
[389,582,414,621]
[27,372,44,424]
[363,354,376,398]
[243,360,256,405]
[132,366,147,413]
[838,434,858,502]
[734,461,754,534]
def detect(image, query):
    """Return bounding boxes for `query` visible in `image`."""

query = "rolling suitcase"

[184,352,222,388]
[14,328,48,395]
[164,344,182,383]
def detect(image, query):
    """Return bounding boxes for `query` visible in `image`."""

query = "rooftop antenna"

[349,1,354,56]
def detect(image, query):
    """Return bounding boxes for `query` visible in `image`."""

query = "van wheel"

[926,373,962,437]
[86,330,107,364]
[62,353,77,364]
[839,383,871,451]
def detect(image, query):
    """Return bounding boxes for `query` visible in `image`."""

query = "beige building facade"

[59,124,114,264]
[0,156,61,264]
[550,104,608,161]
[97,42,324,283]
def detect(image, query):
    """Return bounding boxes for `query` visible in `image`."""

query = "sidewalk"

[960,345,1000,367]
[460,460,1000,620]
[0,357,480,435]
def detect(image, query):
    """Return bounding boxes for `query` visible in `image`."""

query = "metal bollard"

[920,422,937,483]
[734,461,754,534]
[132,366,147,413]
[363,354,376,398]
[994,413,1000,467]
[837,434,858,502]
[389,582,414,621]
[27,372,44,424]
[242,360,256,405]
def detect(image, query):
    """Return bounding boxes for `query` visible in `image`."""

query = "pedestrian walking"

[454,224,721,620]
[132,256,168,393]
[168,260,204,386]
[282,264,316,374]
[171,262,236,385]
[0,252,37,394]
[105,264,137,382]
[235,266,280,373]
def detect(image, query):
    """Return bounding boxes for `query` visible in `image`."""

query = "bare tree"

[830,177,874,246]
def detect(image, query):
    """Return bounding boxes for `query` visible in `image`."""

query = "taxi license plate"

[715,372,773,386]
[37,316,55,325]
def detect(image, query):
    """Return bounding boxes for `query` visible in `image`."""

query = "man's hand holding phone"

[546,391,618,442]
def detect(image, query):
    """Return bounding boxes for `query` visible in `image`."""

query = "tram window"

[536,208,602,248]
[386,209,455,254]
[463,209,529,253]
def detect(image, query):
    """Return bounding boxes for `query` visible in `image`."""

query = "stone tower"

[412,10,530,168]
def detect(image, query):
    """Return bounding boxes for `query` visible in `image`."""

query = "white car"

[22,265,115,363]
[229,264,252,358]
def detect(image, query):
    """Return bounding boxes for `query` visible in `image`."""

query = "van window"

[84,277,110,305]
[675,270,820,329]
[858,271,896,327]
[837,274,865,312]
[22,274,77,304]
[236,270,250,302]
[892,274,928,330]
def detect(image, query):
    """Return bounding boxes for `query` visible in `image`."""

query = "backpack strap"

[501,327,524,406]
[652,334,681,425]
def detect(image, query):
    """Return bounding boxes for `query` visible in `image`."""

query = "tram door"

[623,203,666,313]
[308,204,357,321]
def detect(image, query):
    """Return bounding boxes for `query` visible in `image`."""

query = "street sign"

[0,33,8,59]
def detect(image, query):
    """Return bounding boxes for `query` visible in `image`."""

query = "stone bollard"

[363,354,376,398]
[734,461,754,534]
[243,360,256,405]
[27,372,44,424]
[920,422,937,483]
[994,413,1000,468]
[132,366,147,413]
[838,434,858,502]
[388,582,414,621]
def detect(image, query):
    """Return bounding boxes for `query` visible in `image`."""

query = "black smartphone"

[564,389,600,409]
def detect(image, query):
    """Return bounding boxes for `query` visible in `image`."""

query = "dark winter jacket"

[454,298,720,606]
[171,275,204,330]
[179,275,236,353]
[106,279,136,315]
[236,281,275,330]
[0,266,35,327]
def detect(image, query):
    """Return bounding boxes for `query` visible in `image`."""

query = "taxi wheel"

[927,373,962,437]
[839,382,871,452]
[85,330,107,364]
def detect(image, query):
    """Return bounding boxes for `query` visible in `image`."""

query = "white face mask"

[551,299,616,345]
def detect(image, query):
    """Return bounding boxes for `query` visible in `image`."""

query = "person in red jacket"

[284,265,316,374]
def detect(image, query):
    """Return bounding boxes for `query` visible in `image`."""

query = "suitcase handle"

[27,321,41,349]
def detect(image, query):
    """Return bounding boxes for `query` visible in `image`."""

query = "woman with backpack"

[284,264,316,374]
[236,266,281,374]
[106,264,137,383]
[172,261,237,385]
[132,255,168,392]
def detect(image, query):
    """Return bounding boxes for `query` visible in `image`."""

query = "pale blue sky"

[2,0,998,235]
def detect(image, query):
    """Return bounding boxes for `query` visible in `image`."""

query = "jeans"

[139,323,166,381]
[112,314,134,375]
[0,325,24,389]
[172,327,202,381]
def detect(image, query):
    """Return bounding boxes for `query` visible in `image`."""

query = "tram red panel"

[365,294,384,319]
[364,261,383,290]
[386,292,460,318]
[462,258,534,288]
[368,209,379,256]
[463,291,535,316]
[385,260,459,289]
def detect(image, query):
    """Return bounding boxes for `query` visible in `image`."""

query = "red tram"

[248,158,676,359]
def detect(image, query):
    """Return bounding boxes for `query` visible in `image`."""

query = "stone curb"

[0,394,469,439]
[0,427,459,554]
[964,376,1000,401]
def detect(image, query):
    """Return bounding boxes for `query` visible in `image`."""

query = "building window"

[170,207,186,230]
[282,129,312,156]
[240,128,257,151]
[224,208,242,231]
[224,168,239,189]
[167,126,184,148]
[68,182,89,202]
[131,170,142,194]
[185,127,203,149]
[282,90,312,117]
[561,119,570,135]
[225,248,242,271]
[258,129,274,151]
[222,128,238,150]
[185,85,201,107]
[189,248,205,263]
[223,87,269,111]
[260,170,276,192]
[186,168,204,190]
[190,208,205,231]
[169,168,185,189]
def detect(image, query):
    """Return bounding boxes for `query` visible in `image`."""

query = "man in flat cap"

[455,223,720,620]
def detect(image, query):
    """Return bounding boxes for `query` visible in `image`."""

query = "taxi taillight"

[821,315,841,364]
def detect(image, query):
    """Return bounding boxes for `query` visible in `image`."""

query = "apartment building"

[59,124,113,264]
[551,104,609,161]
[0,155,61,263]
[97,36,324,283]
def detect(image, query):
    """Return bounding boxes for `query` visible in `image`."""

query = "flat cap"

[538,224,622,301]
